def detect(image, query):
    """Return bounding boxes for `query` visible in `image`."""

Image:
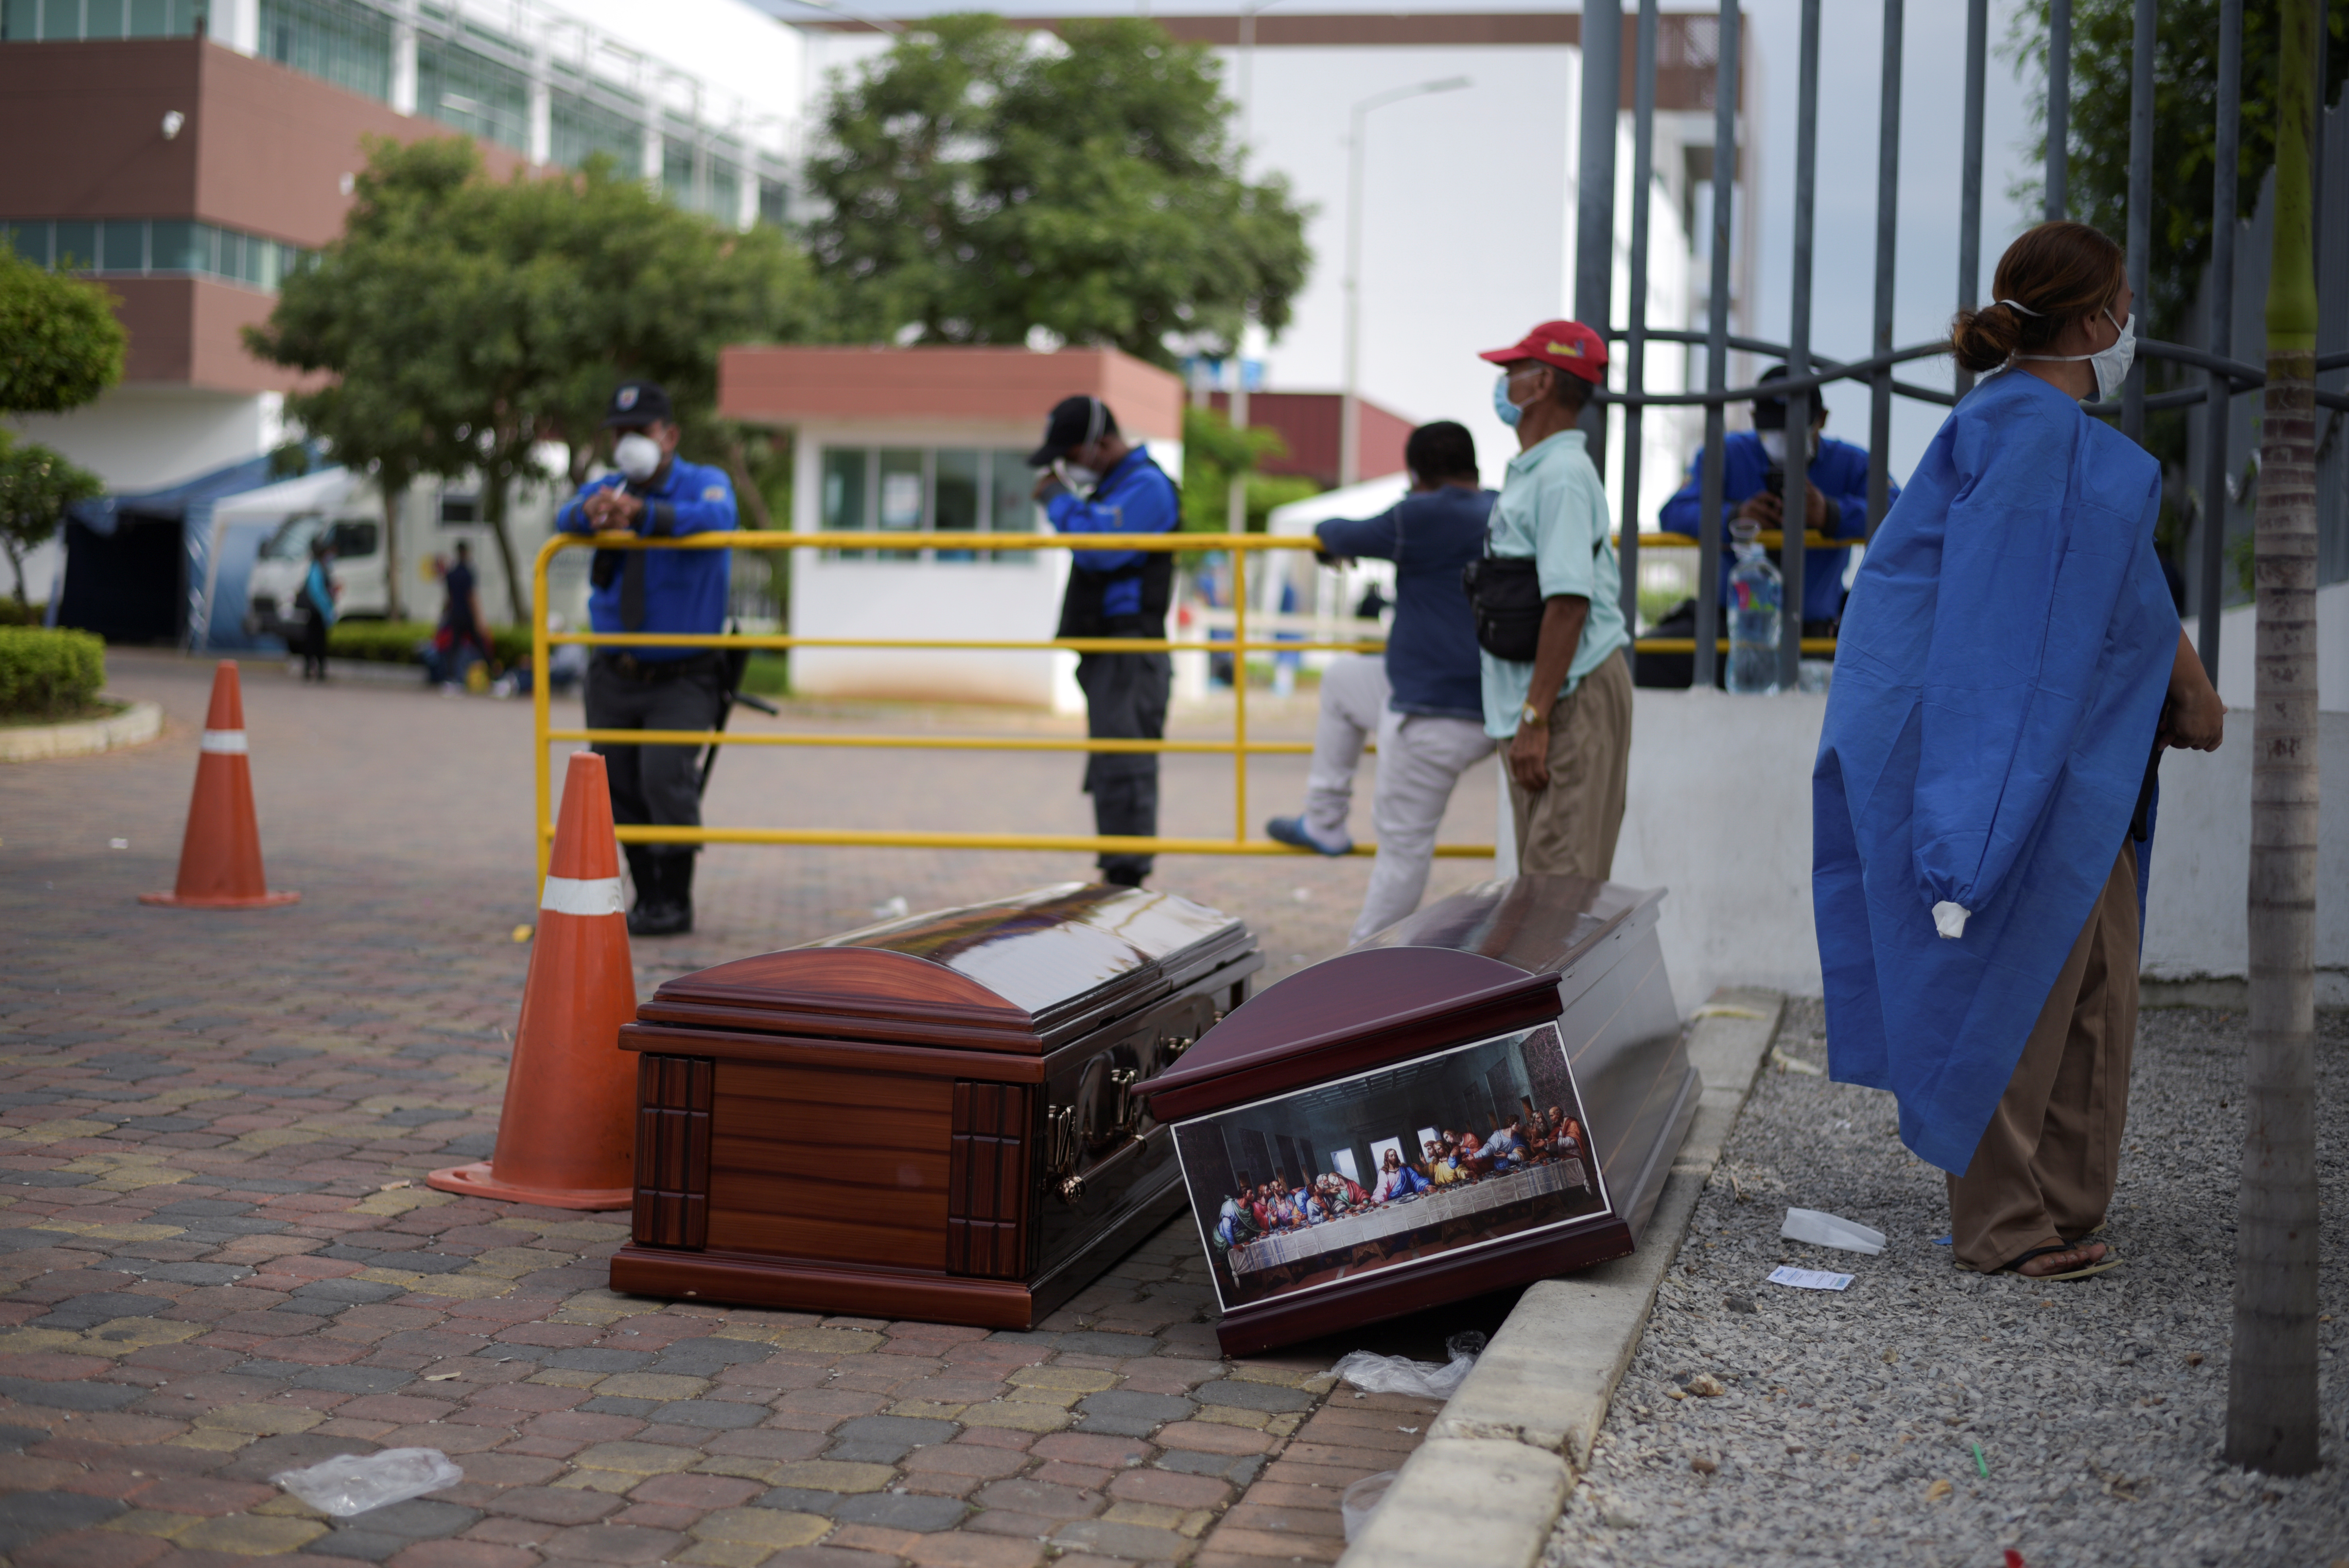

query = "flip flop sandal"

[1955,1241,2123,1280]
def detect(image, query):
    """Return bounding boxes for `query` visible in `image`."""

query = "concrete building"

[2,0,801,644]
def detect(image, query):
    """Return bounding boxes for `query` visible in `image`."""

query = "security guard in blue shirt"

[1030,395,1180,888]
[556,381,736,936]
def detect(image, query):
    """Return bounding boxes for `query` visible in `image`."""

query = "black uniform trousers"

[584,654,724,835]
[1077,613,1170,883]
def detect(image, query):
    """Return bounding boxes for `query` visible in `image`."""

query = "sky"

[773,0,2054,493]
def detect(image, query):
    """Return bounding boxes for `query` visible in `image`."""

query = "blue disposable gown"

[1812,368,2178,1175]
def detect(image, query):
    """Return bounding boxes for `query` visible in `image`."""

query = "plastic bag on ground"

[1341,1470,1399,1541]
[273,1448,464,1517]
[1780,1207,1886,1255]
[1331,1330,1487,1401]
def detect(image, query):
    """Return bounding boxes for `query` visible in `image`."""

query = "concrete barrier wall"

[1611,690,2346,1014]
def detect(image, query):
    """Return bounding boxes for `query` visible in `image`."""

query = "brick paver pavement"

[0,653,1501,1568]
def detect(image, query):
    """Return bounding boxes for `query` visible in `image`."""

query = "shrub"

[0,598,45,627]
[0,626,105,718]
[327,619,530,668]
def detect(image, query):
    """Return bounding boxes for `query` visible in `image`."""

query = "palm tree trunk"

[2224,0,2321,1479]
[484,459,528,627]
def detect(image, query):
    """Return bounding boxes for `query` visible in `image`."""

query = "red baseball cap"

[1478,319,1609,384]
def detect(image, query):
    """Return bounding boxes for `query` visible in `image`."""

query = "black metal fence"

[1574,0,2348,691]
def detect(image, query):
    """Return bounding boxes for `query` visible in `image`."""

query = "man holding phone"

[1030,395,1180,888]
[1658,364,1884,635]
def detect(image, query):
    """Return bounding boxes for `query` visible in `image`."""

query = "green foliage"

[0,598,43,626]
[739,651,791,698]
[0,250,127,416]
[1177,403,1319,533]
[327,618,531,668]
[249,137,824,621]
[806,13,1312,365]
[2003,1,2349,342]
[0,432,103,607]
[0,626,105,718]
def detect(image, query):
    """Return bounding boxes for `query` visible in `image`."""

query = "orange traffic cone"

[429,752,639,1210]
[141,662,300,910]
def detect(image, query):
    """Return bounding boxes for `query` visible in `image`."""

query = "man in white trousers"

[1267,422,1497,944]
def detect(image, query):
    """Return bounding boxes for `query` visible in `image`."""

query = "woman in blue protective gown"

[1813,222,2226,1282]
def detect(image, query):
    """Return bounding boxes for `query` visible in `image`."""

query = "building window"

[258,0,392,103]
[4,0,205,39]
[418,31,529,153]
[818,447,1042,566]
[549,80,642,175]
[3,217,313,290]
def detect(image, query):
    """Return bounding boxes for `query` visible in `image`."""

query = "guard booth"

[717,345,1185,711]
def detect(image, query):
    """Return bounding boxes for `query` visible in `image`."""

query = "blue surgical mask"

[1493,372,1524,429]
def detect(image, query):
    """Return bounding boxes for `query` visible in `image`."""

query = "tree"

[0,249,127,416]
[2002,1,2348,342]
[1177,404,1317,535]
[2226,0,2321,1480]
[0,432,103,608]
[805,13,1312,366]
[251,137,821,622]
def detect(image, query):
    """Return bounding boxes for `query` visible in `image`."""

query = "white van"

[245,512,388,637]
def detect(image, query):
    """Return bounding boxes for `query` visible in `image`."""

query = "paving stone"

[307,1526,411,1560]
[295,1278,409,1305]
[234,1362,415,1395]
[831,1415,958,1451]
[0,1490,127,1552]
[0,1377,148,1411]
[689,1508,831,1549]
[753,1487,845,1515]
[1192,1378,1315,1413]
[31,1292,164,1329]
[640,1399,768,1430]
[1048,1333,1160,1359]
[830,1492,972,1533]
[130,1263,254,1286]
[541,1348,653,1374]
[0,1424,53,1453]
[1071,1389,1194,1436]
[1053,1517,1193,1560]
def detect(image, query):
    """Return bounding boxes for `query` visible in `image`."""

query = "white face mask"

[614,432,662,482]
[1757,428,1819,467]
[1057,458,1100,492]
[2016,307,2137,403]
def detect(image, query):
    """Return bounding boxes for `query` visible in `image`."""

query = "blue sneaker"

[1266,815,1352,856]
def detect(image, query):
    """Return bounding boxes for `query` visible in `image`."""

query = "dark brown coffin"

[1137,875,1697,1358]
[608,884,1262,1328]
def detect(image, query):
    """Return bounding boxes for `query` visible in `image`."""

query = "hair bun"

[1949,303,2022,374]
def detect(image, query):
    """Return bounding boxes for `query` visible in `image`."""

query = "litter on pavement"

[272,1448,464,1517]
[1332,1330,1487,1401]
[1780,1207,1886,1254]
[1767,1265,1855,1292]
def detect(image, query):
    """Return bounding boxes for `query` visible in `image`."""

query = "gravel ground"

[1543,1000,2349,1568]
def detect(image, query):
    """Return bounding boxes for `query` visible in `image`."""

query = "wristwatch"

[1519,702,1547,730]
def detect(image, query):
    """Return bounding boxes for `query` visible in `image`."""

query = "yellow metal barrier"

[528,527,1848,879]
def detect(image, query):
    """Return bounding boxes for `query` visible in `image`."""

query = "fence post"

[1955,0,1989,403]
[1779,0,1821,692]
[1618,0,1660,651]
[2045,0,2070,220]
[1694,0,1742,690]
[1576,0,1622,464]
[2199,0,2245,681]
[2121,0,2156,447]
[1866,0,1903,539]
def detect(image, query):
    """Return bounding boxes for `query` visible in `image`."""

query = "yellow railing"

[528,528,1850,879]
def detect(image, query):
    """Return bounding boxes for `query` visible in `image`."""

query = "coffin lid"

[635,883,1250,1051]
[1139,875,1659,1112]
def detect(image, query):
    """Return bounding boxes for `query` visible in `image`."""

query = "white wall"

[9,388,283,493]
[1608,689,2348,1015]
[2188,579,2349,715]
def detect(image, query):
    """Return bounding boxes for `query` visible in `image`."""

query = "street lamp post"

[1341,77,1471,486]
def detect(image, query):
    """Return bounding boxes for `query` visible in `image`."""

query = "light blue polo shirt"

[1478,429,1629,739]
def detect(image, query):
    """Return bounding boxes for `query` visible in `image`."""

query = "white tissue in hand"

[1932,901,1970,939]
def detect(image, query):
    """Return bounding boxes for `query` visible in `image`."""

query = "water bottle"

[1726,519,1783,695]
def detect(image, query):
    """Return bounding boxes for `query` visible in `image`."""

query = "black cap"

[603,381,674,429]
[1027,394,1113,466]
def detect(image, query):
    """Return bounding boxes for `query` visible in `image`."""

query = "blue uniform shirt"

[1045,447,1179,620]
[1658,430,1886,622]
[1315,486,1493,722]
[557,456,737,662]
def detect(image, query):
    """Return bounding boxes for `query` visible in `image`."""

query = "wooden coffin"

[607,883,1261,1328]
[1137,875,1697,1358]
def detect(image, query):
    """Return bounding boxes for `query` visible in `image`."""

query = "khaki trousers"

[1946,840,2139,1272]
[1508,650,1634,879]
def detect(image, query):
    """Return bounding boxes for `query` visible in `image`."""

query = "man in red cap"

[1471,319,1633,878]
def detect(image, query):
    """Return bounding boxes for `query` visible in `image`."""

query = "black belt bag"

[1462,553,1544,662]
[598,650,722,682]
